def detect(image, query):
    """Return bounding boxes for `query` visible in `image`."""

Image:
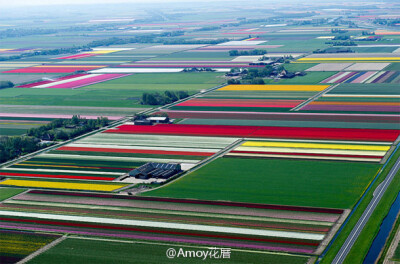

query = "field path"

[16,234,68,264]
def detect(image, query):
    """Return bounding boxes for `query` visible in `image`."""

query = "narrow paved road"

[332,154,400,264]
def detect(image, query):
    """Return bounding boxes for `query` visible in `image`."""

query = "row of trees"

[27,115,109,140]
[0,136,51,164]
[0,81,14,89]
[229,49,267,56]
[0,116,110,164]
[227,63,301,85]
[141,91,189,106]
[0,33,229,62]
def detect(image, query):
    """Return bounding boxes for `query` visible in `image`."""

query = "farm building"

[147,116,170,124]
[129,162,181,179]
[133,119,153,126]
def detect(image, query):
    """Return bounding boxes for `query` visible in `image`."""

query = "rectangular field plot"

[306,63,353,72]
[0,179,128,192]
[0,187,26,201]
[143,157,381,209]
[321,71,400,84]
[179,118,400,130]
[17,73,130,89]
[300,83,400,115]
[2,65,106,74]
[0,189,344,254]
[226,140,391,163]
[104,123,400,142]
[0,116,52,136]
[0,230,60,264]
[27,238,309,264]
[297,53,400,63]
[0,72,224,109]
[344,63,390,71]
[170,84,329,113]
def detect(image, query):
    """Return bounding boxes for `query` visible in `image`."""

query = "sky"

[0,0,221,6]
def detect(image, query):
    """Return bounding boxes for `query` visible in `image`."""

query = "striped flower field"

[321,71,400,84]
[2,65,106,74]
[226,140,391,162]
[0,190,345,254]
[0,179,128,192]
[300,83,400,114]
[17,73,130,89]
[170,84,329,113]
[55,48,134,60]
[0,132,237,182]
[104,123,400,142]
[0,229,60,263]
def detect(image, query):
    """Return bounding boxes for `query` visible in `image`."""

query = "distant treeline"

[0,136,51,164]
[229,49,267,56]
[0,34,229,61]
[88,36,229,47]
[0,116,110,164]
[0,81,14,89]
[141,91,189,105]
[314,47,354,53]
[27,115,109,140]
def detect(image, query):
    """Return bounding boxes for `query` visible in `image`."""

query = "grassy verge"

[344,155,400,263]
[320,147,400,264]
[377,213,400,263]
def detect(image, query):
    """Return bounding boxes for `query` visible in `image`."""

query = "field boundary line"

[290,84,339,112]
[16,234,68,264]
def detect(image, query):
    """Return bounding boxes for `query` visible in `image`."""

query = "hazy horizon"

[0,0,372,7]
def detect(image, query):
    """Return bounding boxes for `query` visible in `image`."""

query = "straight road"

[332,154,400,264]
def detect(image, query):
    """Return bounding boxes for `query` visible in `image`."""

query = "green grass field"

[283,63,317,72]
[0,187,26,201]
[28,237,310,264]
[143,157,381,209]
[0,72,225,108]
[385,63,400,71]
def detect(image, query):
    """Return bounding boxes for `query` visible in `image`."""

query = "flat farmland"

[0,187,26,201]
[147,51,233,61]
[143,157,381,209]
[385,63,400,71]
[263,72,336,84]
[28,237,309,264]
[0,72,225,109]
[0,230,60,264]
[0,190,343,254]
[0,178,128,192]
[170,84,329,113]
[179,118,400,130]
